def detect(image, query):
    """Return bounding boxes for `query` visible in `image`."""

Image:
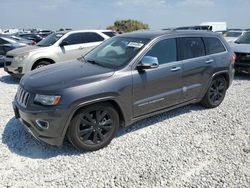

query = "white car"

[4,30,115,77]
[223,30,246,43]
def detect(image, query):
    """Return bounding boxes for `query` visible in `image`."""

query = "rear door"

[178,37,217,102]
[132,38,183,117]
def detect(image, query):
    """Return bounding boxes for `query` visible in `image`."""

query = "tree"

[107,19,149,33]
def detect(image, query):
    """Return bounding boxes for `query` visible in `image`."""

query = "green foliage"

[107,19,149,33]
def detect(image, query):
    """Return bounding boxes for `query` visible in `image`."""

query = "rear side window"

[145,38,177,65]
[83,32,104,43]
[178,37,205,60]
[102,32,116,37]
[203,37,226,55]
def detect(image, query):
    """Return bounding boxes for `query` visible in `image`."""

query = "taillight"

[232,53,237,61]
[32,41,36,45]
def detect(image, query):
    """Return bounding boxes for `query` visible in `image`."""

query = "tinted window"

[83,32,104,43]
[203,37,226,55]
[102,32,115,37]
[223,31,242,37]
[145,38,177,65]
[64,33,84,45]
[178,37,205,60]
[0,38,8,45]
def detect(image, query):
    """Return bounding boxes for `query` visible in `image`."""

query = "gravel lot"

[0,68,249,188]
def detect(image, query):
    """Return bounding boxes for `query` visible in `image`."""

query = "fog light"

[36,120,49,129]
[15,67,23,73]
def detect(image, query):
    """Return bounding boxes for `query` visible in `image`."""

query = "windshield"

[84,36,149,69]
[224,31,242,37]
[37,33,64,47]
[235,32,250,44]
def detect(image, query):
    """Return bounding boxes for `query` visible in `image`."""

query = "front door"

[132,38,183,117]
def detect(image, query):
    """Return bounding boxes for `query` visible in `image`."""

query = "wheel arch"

[31,58,56,70]
[62,98,127,140]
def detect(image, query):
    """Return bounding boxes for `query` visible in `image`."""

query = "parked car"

[15,33,43,43]
[223,30,246,43]
[0,55,5,67]
[0,35,31,67]
[12,30,235,151]
[37,30,54,38]
[229,31,250,73]
[9,35,35,45]
[4,30,113,77]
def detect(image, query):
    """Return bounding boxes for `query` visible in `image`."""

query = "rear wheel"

[201,76,227,108]
[67,103,119,151]
[33,61,51,70]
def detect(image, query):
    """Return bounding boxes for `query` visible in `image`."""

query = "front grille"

[235,52,250,65]
[6,55,14,59]
[16,86,30,108]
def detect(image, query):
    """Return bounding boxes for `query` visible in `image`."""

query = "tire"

[201,76,227,108]
[33,61,51,70]
[67,103,120,151]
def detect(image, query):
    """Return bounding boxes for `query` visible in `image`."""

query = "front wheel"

[201,76,227,108]
[67,103,120,151]
[33,61,51,70]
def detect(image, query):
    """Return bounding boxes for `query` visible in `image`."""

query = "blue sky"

[1,0,250,30]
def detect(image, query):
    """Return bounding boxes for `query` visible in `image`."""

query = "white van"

[200,22,227,32]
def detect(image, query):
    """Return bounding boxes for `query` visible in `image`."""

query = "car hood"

[7,45,43,56]
[20,61,115,92]
[229,43,250,53]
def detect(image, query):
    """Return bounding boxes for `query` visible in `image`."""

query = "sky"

[1,0,250,30]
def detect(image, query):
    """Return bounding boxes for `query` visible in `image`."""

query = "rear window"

[102,32,116,37]
[203,37,226,55]
[178,37,205,60]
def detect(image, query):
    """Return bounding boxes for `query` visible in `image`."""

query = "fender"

[61,96,127,139]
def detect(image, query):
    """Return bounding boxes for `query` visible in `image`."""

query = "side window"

[145,38,177,65]
[178,37,205,60]
[203,37,226,55]
[63,33,84,45]
[83,32,104,43]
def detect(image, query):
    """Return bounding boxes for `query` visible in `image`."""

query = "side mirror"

[60,40,69,47]
[137,56,159,70]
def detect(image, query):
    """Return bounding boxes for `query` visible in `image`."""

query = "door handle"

[205,59,214,64]
[171,67,181,72]
[78,46,84,50]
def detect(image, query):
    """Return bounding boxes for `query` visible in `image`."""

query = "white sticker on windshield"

[127,42,144,48]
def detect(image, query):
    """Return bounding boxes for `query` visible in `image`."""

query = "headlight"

[13,52,29,62]
[34,94,61,106]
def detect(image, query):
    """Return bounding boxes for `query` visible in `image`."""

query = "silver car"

[4,30,114,77]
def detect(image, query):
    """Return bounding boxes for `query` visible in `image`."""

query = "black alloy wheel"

[67,103,119,151]
[202,76,227,108]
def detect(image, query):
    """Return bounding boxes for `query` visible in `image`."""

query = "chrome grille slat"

[16,86,30,108]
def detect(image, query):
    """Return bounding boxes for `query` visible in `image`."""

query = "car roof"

[55,29,113,35]
[118,30,218,40]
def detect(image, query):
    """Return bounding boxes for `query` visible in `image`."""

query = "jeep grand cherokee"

[12,30,235,151]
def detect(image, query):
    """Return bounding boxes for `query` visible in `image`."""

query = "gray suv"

[12,30,235,151]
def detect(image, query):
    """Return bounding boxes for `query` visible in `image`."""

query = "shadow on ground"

[0,75,19,85]
[2,104,205,159]
[234,72,250,81]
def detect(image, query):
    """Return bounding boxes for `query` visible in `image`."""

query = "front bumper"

[12,101,69,146]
